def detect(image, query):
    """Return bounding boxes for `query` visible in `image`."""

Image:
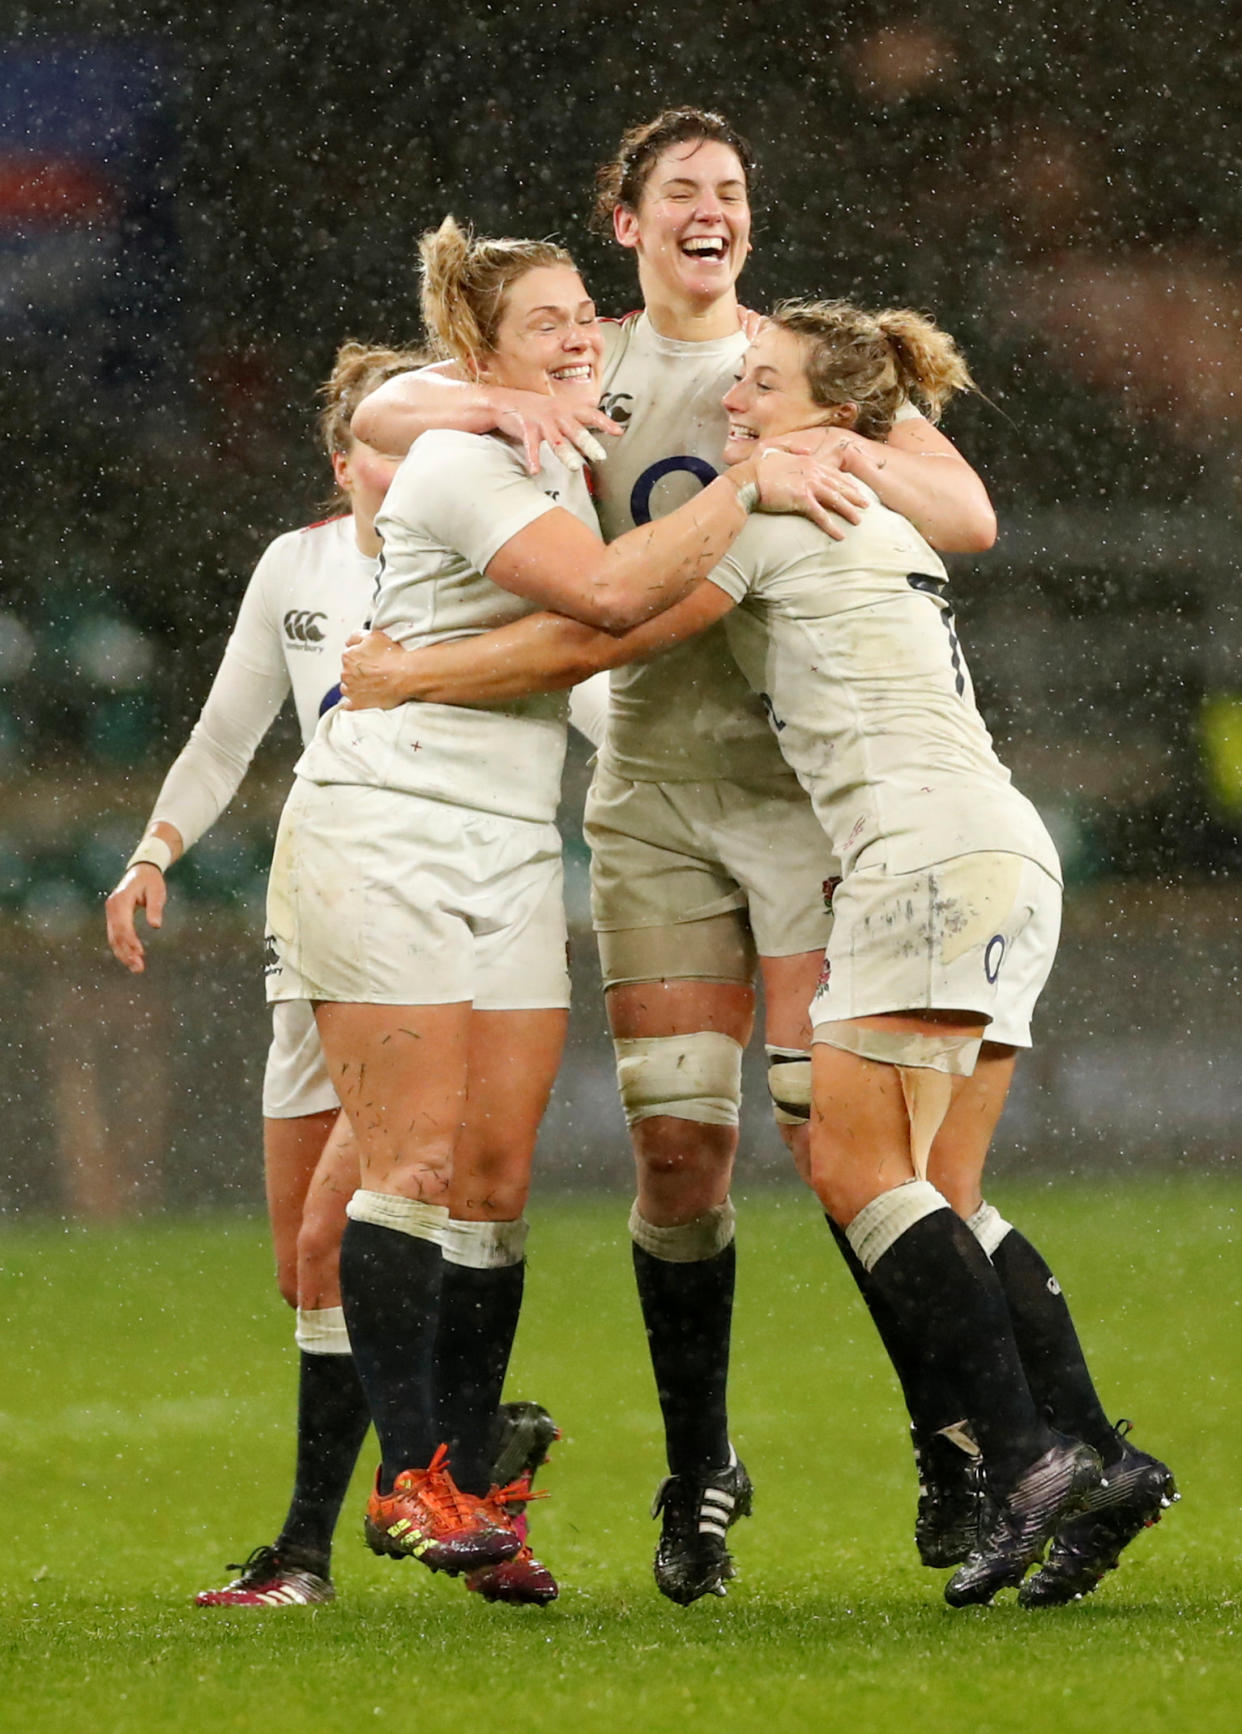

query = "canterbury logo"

[284,609,327,645]
[599,390,633,425]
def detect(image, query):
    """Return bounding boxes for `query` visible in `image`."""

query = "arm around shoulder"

[845,418,997,553]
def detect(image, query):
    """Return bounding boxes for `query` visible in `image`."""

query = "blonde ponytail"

[419,215,576,376]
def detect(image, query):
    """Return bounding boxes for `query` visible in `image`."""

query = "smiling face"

[721,324,851,462]
[615,136,751,311]
[479,264,603,409]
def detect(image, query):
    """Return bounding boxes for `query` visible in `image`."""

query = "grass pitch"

[1,1179,1238,1734]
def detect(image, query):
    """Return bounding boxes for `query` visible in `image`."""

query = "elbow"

[595,602,647,634]
[350,400,381,445]
[929,502,998,555]
[969,501,998,551]
[587,578,666,634]
[958,507,998,553]
[574,592,644,635]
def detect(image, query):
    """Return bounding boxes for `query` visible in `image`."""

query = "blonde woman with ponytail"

[340,297,1175,1610]
[265,220,847,1602]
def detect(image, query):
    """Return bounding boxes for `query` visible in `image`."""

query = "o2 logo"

[630,455,719,527]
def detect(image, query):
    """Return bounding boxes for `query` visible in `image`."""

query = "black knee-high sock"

[338,1218,443,1490]
[826,1216,965,1435]
[633,1241,734,1479]
[434,1259,525,1495]
[863,1209,1053,1490]
[275,1351,372,1567]
[990,1226,1118,1460]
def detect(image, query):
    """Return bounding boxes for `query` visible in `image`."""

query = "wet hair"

[768,299,976,439]
[419,215,577,377]
[318,340,425,458]
[591,107,754,234]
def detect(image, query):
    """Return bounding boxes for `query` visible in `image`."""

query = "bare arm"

[838,417,996,552]
[352,365,624,476]
[484,449,844,633]
[342,584,735,710]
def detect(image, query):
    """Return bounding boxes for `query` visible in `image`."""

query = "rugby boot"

[911,1421,984,1568]
[364,1443,520,1573]
[486,1400,561,1538]
[465,1543,559,1605]
[464,1401,562,1605]
[652,1449,753,1605]
[945,1434,1104,1608]
[1019,1422,1178,1607]
[195,1544,334,1608]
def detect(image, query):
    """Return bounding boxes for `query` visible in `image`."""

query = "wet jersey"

[298,430,597,824]
[593,312,784,784]
[707,494,1062,881]
[149,514,374,851]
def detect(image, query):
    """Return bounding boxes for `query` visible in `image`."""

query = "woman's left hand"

[340,630,420,710]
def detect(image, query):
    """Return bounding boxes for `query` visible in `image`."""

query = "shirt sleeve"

[145,547,293,853]
[394,433,562,573]
[568,671,610,749]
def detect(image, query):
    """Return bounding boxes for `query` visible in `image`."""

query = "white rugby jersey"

[299,430,598,824]
[592,313,919,786]
[708,495,1062,882]
[148,514,374,852]
[593,312,785,784]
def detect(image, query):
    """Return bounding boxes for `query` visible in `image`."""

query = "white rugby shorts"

[811,851,1061,1048]
[266,778,570,1010]
[585,763,834,963]
[262,999,339,1119]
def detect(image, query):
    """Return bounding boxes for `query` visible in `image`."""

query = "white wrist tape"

[126,834,174,874]
[734,478,760,514]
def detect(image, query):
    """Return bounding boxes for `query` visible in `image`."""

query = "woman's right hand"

[750,448,868,538]
[105,865,167,974]
[484,388,624,475]
[340,630,423,710]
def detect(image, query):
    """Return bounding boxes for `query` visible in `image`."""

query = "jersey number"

[907,573,965,697]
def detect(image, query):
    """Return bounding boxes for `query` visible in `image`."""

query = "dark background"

[2,1,1241,1214]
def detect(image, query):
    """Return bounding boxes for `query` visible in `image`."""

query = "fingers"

[800,498,849,540]
[513,406,622,475]
[812,482,864,525]
[345,631,363,646]
[146,876,167,930]
[573,429,609,466]
[553,442,586,474]
[105,888,146,973]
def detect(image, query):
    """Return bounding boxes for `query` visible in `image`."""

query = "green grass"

[1,1180,1239,1733]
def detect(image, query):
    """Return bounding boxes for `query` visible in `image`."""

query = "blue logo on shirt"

[630,455,719,527]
